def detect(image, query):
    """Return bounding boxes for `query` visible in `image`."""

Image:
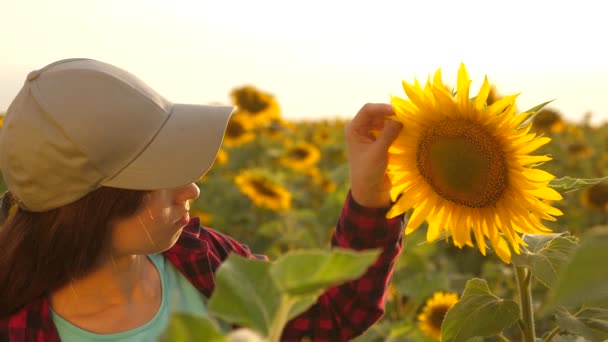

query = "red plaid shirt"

[1,191,403,341]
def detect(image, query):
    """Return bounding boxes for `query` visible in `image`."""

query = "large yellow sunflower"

[418,291,459,341]
[234,171,291,211]
[386,64,563,263]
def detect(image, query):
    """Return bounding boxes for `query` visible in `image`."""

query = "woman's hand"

[345,103,403,208]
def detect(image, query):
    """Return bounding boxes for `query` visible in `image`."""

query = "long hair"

[0,187,150,316]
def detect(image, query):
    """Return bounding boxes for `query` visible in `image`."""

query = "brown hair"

[0,187,150,316]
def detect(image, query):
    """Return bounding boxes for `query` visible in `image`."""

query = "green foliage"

[207,255,280,335]
[517,99,555,129]
[270,248,380,296]
[554,307,608,342]
[441,279,519,342]
[158,313,227,342]
[549,176,608,193]
[206,249,379,339]
[544,226,608,310]
[511,233,579,288]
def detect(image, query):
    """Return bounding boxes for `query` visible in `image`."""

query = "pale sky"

[2,0,607,124]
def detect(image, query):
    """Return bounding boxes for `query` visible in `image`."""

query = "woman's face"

[110,183,200,256]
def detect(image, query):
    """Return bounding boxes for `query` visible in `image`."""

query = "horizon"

[2,0,607,125]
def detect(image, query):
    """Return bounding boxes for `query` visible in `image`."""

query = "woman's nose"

[175,183,200,204]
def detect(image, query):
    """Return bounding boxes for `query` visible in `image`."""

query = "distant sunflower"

[418,292,459,341]
[192,210,212,226]
[567,142,592,158]
[310,120,334,145]
[223,115,255,147]
[532,108,565,133]
[280,142,321,171]
[387,64,563,263]
[231,85,281,126]
[215,149,228,165]
[234,171,291,211]
[581,182,608,211]
[262,117,291,139]
[0,114,4,128]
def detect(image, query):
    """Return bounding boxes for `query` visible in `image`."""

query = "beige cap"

[0,58,234,211]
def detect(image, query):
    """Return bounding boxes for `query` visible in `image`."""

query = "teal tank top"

[51,254,209,341]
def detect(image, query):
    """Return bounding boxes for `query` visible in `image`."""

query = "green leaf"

[511,233,578,288]
[441,278,519,342]
[548,176,608,193]
[158,313,228,342]
[226,328,267,342]
[285,296,318,322]
[207,254,281,335]
[544,226,608,310]
[270,248,380,296]
[517,99,555,129]
[555,307,608,342]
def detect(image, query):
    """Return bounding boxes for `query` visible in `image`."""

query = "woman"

[0,58,404,341]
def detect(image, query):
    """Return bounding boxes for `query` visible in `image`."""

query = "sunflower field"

[1,67,608,341]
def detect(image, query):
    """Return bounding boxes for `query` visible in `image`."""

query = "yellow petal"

[406,196,436,235]
[456,63,471,112]
[402,80,426,109]
[516,155,552,166]
[487,93,519,116]
[516,137,552,155]
[523,168,556,183]
[527,187,563,201]
[472,217,487,255]
[490,233,512,263]
[473,76,491,111]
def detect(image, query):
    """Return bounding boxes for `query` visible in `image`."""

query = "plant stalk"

[515,266,536,342]
[544,327,560,341]
[268,295,292,342]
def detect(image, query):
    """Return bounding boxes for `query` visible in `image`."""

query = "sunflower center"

[287,148,310,160]
[429,305,450,329]
[250,179,280,198]
[226,121,246,137]
[417,119,508,208]
[235,90,269,114]
[588,183,608,207]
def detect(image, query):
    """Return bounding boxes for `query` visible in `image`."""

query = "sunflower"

[223,115,255,147]
[234,170,291,211]
[386,64,563,263]
[215,149,228,165]
[192,210,212,226]
[303,167,337,193]
[581,182,608,211]
[280,141,321,171]
[532,108,565,133]
[262,117,292,140]
[418,291,459,341]
[230,85,281,126]
[567,142,592,158]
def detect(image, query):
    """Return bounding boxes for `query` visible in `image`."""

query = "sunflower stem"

[544,327,560,341]
[515,266,536,342]
[496,332,511,342]
[267,295,292,342]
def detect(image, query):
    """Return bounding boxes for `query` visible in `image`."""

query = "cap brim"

[103,104,234,190]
